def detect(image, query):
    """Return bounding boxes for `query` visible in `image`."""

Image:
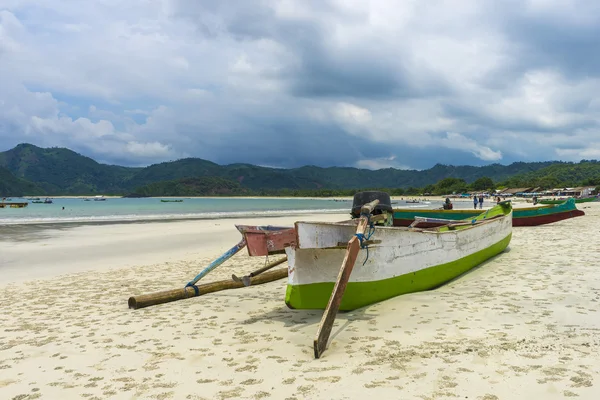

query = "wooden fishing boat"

[539,197,597,205]
[393,198,584,227]
[129,191,512,358]
[283,201,512,311]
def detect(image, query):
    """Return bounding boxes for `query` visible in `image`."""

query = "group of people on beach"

[473,194,484,209]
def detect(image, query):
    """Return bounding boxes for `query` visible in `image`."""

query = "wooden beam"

[313,236,360,359]
[128,268,288,309]
[313,200,377,358]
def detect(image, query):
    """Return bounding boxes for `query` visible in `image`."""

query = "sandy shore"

[1,205,599,399]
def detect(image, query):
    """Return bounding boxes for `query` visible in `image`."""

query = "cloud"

[355,156,412,171]
[439,132,503,162]
[1,1,600,169]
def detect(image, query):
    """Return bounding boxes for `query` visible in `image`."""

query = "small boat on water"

[160,199,184,203]
[538,196,597,205]
[0,202,28,208]
[393,198,584,227]
[32,198,53,204]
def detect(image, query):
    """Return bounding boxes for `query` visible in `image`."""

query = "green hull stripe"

[285,233,512,311]
[540,197,596,204]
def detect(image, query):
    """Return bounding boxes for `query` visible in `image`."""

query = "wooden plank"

[312,199,378,358]
[313,236,360,359]
[361,199,380,216]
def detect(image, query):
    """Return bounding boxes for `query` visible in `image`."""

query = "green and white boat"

[133,191,513,358]
[538,196,597,205]
[237,192,513,311]
[284,200,512,311]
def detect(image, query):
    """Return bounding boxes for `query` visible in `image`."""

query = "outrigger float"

[128,191,513,358]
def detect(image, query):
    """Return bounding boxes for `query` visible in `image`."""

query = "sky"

[1,0,600,170]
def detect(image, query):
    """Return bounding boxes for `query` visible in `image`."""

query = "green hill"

[0,166,45,197]
[501,161,600,188]
[132,177,251,197]
[0,143,597,196]
[0,143,139,194]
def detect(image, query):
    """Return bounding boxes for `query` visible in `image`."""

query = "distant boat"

[161,199,184,203]
[0,202,28,208]
[94,196,107,201]
[32,198,53,204]
[539,197,597,205]
[393,198,585,227]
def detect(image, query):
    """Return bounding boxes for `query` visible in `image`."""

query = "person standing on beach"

[473,195,478,209]
[478,194,484,209]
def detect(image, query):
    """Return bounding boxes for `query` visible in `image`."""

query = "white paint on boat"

[286,212,512,285]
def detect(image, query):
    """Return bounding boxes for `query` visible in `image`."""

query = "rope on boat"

[355,214,376,265]
[184,283,200,296]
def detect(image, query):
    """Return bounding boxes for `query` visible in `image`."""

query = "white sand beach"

[1,205,599,399]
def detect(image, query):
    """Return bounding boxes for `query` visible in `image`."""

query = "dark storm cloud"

[499,5,600,80]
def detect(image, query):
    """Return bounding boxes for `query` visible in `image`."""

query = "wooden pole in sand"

[128,267,288,310]
[313,199,379,359]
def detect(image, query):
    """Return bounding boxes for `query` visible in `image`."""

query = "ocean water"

[0,197,356,225]
[0,197,468,225]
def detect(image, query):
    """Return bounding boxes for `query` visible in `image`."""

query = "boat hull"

[393,198,584,227]
[285,208,512,311]
[539,197,596,204]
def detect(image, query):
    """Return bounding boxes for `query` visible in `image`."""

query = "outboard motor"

[350,191,393,218]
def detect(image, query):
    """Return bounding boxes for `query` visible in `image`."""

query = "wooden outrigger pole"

[128,267,287,309]
[127,238,288,309]
[313,199,380,359]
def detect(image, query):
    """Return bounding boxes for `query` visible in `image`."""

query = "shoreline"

[0,197,546,227]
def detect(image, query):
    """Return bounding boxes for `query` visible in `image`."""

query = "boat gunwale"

[294,210,511,237]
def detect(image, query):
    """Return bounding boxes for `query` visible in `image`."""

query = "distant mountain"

[132,176,251,197]
[0,143,596,196]
[0,166,44,197]
[0,143,139,194]
[502,160,600,188]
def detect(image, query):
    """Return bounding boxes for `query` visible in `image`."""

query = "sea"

[0,197,460,226]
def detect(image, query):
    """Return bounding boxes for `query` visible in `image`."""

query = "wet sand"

[0,205,599,399]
